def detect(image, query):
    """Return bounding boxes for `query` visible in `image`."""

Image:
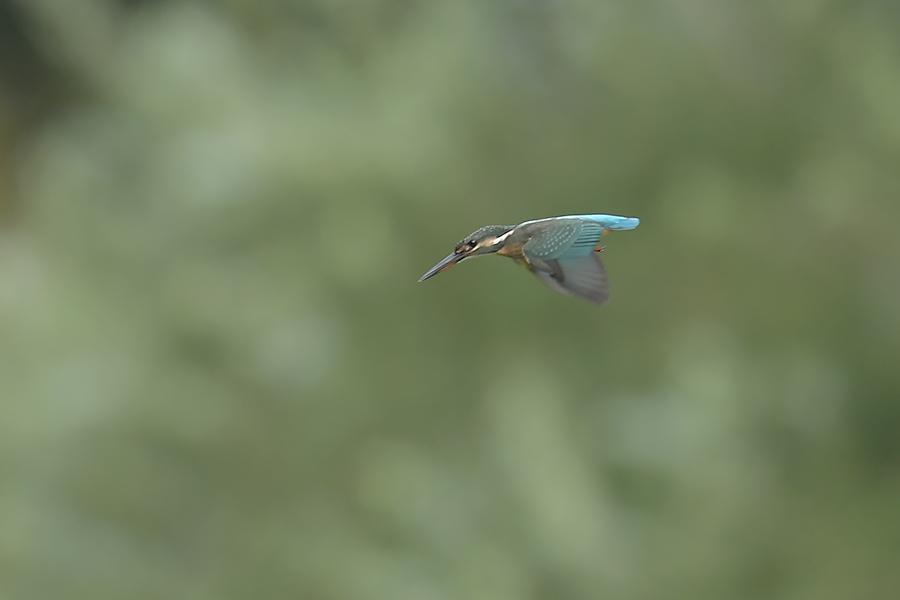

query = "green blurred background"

[1,1,899,598]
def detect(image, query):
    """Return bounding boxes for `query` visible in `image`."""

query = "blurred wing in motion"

[527,254,611,304]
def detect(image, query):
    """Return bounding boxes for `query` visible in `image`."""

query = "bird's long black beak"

[418,251,465,282]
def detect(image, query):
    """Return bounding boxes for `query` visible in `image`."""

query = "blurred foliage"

[1,0,899,598]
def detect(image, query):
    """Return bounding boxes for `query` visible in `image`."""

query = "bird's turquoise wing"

[523,218,605,260]
[528,254,611,304]
[520,214,637,302]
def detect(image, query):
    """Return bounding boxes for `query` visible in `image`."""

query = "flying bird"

[419,214,639,305]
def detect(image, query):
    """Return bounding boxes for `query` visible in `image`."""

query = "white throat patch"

[488,230,514,246]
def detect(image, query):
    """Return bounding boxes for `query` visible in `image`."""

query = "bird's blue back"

[572,214,640,230]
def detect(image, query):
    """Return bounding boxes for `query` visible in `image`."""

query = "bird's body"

[419,214,639,305]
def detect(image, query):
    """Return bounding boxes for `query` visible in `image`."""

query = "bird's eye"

[467,240,477,249]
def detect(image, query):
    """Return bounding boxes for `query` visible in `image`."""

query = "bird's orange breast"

[496,240,526,261]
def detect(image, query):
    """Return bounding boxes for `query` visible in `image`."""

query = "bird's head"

[418,225,515,281]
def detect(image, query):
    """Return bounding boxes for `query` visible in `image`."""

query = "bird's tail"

[603,216,640,230]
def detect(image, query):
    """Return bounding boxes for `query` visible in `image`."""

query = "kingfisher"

[419,214,640,304]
